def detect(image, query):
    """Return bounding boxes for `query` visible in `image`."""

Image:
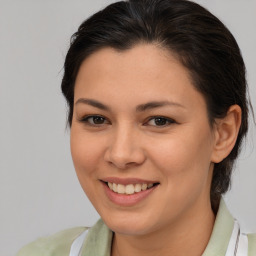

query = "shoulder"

[16,226,88,256]
[247,233,256,256]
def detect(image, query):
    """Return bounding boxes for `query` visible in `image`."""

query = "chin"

[100,210,159,236]
[108,221,151,236]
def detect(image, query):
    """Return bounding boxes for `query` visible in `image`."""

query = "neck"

[111,199,215,256]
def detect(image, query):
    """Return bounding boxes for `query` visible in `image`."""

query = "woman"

[17,0,256,255]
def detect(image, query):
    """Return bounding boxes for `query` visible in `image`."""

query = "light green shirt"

[17,198,256,256]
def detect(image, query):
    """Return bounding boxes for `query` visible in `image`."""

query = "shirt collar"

[202,197,235,256]
[81,218,113,256]
[81,197,234,256]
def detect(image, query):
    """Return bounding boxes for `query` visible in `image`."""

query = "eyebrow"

[75,98,185,112]
[75,98,110,111]
[136,101,185,112]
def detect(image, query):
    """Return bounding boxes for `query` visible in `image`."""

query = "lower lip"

[102,182,158,207]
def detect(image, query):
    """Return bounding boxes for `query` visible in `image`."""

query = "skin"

[70,44,241,256]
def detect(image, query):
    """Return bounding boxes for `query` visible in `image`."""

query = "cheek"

[70,128,102,181]
[149,128,213,196]
[151,132,212,169]
[70,128,108,207]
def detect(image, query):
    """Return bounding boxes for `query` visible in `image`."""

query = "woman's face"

[71,44,217,236]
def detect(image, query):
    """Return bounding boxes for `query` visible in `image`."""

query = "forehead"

[76,44,185,85]
[74,44,206,111]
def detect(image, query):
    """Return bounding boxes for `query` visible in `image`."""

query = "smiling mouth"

[105,182,160,195]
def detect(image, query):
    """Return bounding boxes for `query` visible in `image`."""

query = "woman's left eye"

[146,117,175,127]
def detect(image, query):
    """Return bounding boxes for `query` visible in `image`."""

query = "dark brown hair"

[61,0,251,211]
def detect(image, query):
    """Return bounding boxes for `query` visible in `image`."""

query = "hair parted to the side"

[61,0,251,212]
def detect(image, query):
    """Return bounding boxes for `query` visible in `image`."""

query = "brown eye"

[154,118,168,126]
[80,115,109,126]
[147,117,175,127]
[90,116,105,124]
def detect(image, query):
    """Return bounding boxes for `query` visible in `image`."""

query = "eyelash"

[79,115,176,128]
[146,116,176,127]
[79,115,110,126]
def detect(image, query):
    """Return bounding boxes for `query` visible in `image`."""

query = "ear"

[211,105,242,163]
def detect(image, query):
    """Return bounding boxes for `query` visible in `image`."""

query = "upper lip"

[101,177,159,185]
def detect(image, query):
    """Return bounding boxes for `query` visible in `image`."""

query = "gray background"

[0,1,255,255]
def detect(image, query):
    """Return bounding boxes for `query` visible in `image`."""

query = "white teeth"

[125,184,135,194]
[108,182,113,190]
[147,183,153,188]
[141,183,147,191]
[107,182,156,195]
[113,183,118,193]
[134,184,142,192]
[117,184,125,194]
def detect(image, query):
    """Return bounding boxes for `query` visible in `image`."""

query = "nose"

[104,125,146,169]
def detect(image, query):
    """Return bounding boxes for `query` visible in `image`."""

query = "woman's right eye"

[79,115,109,126]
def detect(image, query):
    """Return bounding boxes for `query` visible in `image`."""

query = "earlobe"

[211,105,242,163]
